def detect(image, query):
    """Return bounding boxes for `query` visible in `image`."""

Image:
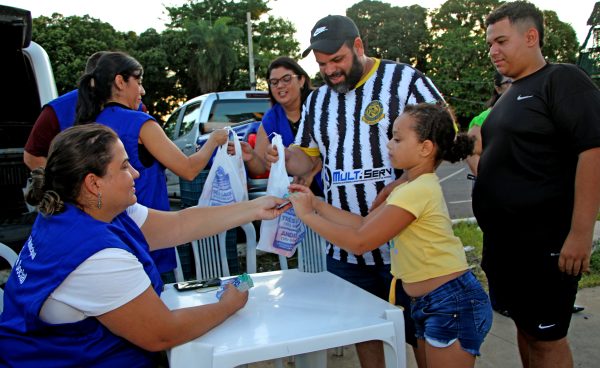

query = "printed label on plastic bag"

[209,166,236,206]
[273,207,305,252]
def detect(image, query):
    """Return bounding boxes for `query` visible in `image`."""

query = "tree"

[428,0,501,126]
[347,1,430,71]
[164,0,298,96]
[186,17,244,93]
[32,14,129,95]
[543,10,578,63]
[129,29,179,119]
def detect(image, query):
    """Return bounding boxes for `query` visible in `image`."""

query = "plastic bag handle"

[225,127,243,162]
[270,133,286,173]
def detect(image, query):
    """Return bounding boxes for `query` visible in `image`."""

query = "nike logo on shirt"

[517,95,534,101]
[538,323,556,330]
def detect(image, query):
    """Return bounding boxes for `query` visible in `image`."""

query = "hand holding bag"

[257,133,305,257]
[198,128,248,207]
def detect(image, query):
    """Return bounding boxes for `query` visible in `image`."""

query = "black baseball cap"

[301,15,360,58]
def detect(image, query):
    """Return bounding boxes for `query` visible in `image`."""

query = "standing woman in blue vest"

[0,124,288,367]
[75,52,228,281]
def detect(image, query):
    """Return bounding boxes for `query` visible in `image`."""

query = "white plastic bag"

[198,128,248,207]
[257,134,305,257]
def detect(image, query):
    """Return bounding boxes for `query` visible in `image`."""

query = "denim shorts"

[410,271,493,356]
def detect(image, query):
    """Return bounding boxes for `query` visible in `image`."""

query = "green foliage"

[543,10,579,63]
[129,29,179,119]
[452,221,486,287]
[428,0,501,127]
[32,14,130,95]
[29,0,582,123]
[163,0,298,98]
[580,241,600,288]
[348,1,431,70]
[186,17,244,93]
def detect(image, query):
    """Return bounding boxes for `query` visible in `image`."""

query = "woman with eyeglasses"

[232,56,323,196]
[466,71,512,176]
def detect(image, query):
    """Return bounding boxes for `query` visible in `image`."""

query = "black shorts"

[482,239,580,341]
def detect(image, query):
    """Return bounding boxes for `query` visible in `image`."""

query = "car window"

[208,99,269,123]
[180,101,202,136]
[163,109,180,139]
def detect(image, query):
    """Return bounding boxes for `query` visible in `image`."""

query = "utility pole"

[246,12,256,90]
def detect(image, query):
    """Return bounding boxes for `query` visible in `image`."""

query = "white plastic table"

[161,269,406,368]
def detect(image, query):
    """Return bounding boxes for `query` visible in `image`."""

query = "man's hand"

[558,231,593,276]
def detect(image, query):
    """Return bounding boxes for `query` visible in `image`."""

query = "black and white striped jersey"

[295,59,444,265]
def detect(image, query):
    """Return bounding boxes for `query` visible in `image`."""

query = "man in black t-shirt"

[472,2,600,367]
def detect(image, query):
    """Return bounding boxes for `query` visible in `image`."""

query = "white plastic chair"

[174,222,258,282]
[278,226,327,273]
[0,242,19,313]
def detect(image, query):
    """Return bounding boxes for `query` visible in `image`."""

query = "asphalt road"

[436,161,475,219]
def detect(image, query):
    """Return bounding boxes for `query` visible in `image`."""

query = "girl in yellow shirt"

[289,103,492,368]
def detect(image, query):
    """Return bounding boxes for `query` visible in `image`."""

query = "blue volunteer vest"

[0,204,163,367]
[46,90,146,132]
[96,104,176,273]
[47,89,78,131]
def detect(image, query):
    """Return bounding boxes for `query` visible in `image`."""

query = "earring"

[97,192,102,209]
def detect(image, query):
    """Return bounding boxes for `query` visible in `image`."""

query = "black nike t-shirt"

[472,63,600,240]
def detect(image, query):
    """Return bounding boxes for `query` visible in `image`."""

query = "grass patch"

[580,239,600,288]
[452,221,486,289]
[453,222,600,290]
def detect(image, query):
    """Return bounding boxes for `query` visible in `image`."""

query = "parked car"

[163,90,271,197]
[0,5,57,249]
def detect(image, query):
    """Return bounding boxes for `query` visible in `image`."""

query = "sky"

[3,0,596,75]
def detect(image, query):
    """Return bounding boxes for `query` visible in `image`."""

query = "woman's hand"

[208,129,229,147]
[264,144,279,171]
[288,184,316,219]
[251,195,291,220]
[218,284,249,314]
[228,141,255,162]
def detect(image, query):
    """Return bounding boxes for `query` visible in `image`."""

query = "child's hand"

[288,184,316,218]
[208,129,228,146]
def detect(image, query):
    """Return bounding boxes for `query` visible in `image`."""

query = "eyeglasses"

[268,74,298,87]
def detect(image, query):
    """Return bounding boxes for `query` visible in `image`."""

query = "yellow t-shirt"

[386,173,468,283]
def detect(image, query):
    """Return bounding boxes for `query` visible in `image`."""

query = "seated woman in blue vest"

[0,124,289,367]
[231,56,323,196]
[75,51,229,280]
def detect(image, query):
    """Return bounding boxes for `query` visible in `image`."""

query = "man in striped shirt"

[268,15,444,368]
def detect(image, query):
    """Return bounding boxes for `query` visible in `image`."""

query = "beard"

[323,52,364,94]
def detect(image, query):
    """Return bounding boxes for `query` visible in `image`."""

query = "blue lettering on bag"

[209,167,236,206]
[273,207,305,252]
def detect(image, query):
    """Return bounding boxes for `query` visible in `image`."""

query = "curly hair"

[403,103,474,164]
